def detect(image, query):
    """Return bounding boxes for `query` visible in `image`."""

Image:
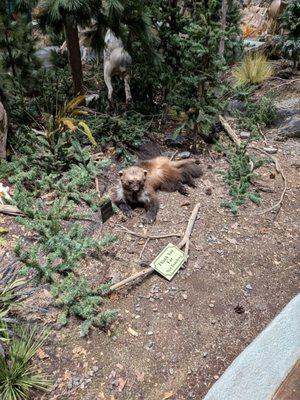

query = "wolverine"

[111,156,202,223]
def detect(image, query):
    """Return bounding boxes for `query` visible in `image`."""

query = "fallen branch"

[219,115,241,146]
[249,146,287,216]
[0,204,23,216]
[109,203,200,293]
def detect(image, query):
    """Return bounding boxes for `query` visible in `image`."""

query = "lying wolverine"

[111,157,202,223]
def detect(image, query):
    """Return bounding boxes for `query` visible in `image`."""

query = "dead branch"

[219,115,241,146]
[249,145,287,215]
[109,203,201,293]
[139,237,150,261]
[267,79,300,92]
[115,224,181,240]
[0,204,23,216]
[95,177,101,200]
[170,150,178,161]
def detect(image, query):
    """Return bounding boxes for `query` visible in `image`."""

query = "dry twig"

[170,150,178,161]
[0,204,23,216]
[219,115,241,146]
[115,224,181,240]
[249,146,287,216]
[109,203,200,292]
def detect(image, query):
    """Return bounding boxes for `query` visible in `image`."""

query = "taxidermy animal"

[103,29,132,104]
[111,157,202,223]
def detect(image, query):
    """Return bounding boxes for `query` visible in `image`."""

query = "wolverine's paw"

[142,214,155,224]
[124,210,134,218]
[178,186,189,196]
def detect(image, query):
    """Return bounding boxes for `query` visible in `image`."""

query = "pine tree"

[0,1,40,92]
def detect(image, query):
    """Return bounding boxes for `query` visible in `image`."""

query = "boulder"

[277,116,300,140]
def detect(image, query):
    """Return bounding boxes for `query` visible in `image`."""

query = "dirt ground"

[1,83,300,400]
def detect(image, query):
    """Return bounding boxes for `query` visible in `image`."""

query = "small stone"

[205,188,212,196]
[214,375,219,380]
[263,146,278,154]
[209,303,215,308]
[152,307,158,312]
[169,368,174,375]
[246,284,253,290]
[211,320,216,325]
[182,293,188,300]
[178,313,184,321]
[92,366,99,372]
[203,352,208,358]
[147,331,154,336]
[177,151,191,159]
[168,312,173,318]
[240,131,251,139]
[67,381,73,390]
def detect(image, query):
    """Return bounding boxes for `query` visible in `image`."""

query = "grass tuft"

[233,53,274,86]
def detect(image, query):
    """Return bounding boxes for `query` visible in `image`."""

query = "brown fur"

[111,157,202,223]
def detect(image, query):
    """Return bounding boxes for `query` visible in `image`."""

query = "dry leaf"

[63,370,71,381]
[36,348,49,360]
[226,237,238,245]
[116,377,127,392]
[128,327,139,337]
[136,371,145,382]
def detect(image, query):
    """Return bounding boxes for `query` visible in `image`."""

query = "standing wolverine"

[111,157,202,223]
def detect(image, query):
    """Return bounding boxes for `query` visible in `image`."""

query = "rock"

[205,188,212,196]
[209,303,215,308]
[228,99,246,113]
[240,131,251,139]
[165,134,189,148]
[177,151,191,159]
[178,314,184,321]
[169,368,174,375]
[277,116,300,140]
[147,331,154,336]
[92,366,99,372]
[203,352,208,358]
[214,375,219,380]
[182,293,188,300]
[274,97,300,126]
[246,284,253,290]
[263,146,278,154]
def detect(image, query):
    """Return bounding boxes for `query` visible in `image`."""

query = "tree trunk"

[63,16,84,96]
[0,102,8,159]
[219,0,228,57]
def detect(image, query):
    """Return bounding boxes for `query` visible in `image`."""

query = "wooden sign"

[150,243,187,281]
[100,199,114,222]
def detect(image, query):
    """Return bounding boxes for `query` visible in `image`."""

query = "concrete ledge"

[203,294,300,400]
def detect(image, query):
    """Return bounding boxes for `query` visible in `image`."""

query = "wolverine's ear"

[143,170,147,176]
[119,170,123,177]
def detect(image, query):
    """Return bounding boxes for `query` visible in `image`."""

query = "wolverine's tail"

[172,159,203,178]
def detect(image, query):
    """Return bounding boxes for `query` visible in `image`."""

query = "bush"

[277,0,300,71]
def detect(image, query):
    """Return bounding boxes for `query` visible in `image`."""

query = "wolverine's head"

[119,166,147,192]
